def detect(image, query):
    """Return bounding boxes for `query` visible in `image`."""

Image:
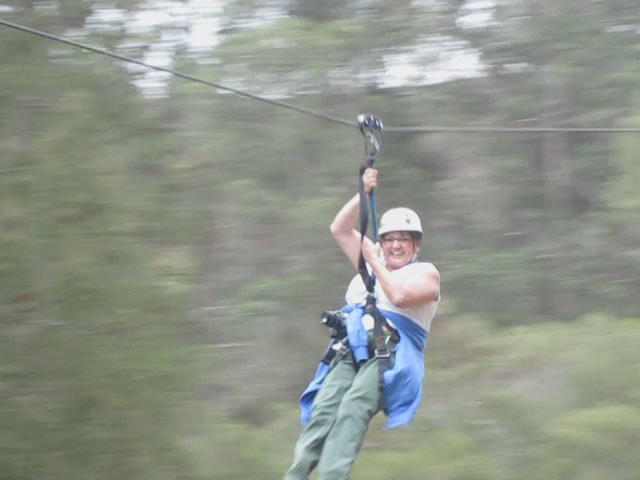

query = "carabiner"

[357,114,383,166]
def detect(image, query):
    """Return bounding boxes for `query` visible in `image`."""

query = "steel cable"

[2,18,640,134]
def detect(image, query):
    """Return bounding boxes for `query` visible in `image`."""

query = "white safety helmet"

[378,207,423,240]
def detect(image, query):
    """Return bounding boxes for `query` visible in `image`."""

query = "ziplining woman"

[283,167,441,480]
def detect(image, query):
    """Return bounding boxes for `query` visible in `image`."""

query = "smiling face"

[380,231,420,270]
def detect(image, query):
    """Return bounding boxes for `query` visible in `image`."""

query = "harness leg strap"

[365,294,394,392]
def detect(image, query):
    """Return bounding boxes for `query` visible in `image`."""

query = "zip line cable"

[2,18,640,134]
[384,126,640,133]
[0,19,353,128]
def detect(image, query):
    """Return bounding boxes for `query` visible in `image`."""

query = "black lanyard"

[356,114,383,293]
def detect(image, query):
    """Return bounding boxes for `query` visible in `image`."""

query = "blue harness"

[299,304,428,429]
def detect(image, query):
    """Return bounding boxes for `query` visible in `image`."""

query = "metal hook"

[357,114,383,165]
[357,114,384,134]
[364,131,380,162]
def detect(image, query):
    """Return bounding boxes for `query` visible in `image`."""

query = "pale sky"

[81,0,487,96]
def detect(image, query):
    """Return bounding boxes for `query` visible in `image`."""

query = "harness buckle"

[375,336,391,359]
[375,349,391,360]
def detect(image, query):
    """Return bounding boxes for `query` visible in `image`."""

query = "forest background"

[1,1,640,479]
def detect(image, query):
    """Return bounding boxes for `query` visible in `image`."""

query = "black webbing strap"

[365,293,393,391]
[357,163,376,293]
[356,114,391,392]
[356,114,382,293]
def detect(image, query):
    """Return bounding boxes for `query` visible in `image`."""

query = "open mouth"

[387,250,406,260]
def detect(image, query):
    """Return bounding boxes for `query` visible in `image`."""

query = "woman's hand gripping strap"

[356,114,383,292]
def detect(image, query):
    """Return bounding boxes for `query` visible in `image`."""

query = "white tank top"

[344,264,439,333]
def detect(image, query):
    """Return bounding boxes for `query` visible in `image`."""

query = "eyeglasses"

[380,235,413,246]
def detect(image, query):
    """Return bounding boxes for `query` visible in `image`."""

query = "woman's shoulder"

[401,260,439,275]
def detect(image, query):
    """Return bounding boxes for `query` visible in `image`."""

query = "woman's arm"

[362,241,441,308]
[329,168,378,269]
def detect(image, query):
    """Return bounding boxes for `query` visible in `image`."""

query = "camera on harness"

[321,310,348,339]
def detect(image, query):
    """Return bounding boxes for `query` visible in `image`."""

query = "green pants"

[284,350,383,480]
